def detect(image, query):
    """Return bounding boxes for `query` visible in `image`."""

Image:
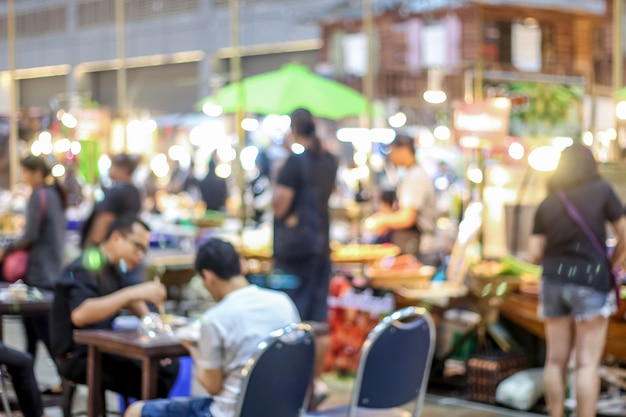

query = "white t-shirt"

[397,164,437,253]
[197,285,301,417]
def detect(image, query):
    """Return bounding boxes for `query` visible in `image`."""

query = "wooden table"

[500,292,626,360]
[0,287,54,341]
[73,329,188,417]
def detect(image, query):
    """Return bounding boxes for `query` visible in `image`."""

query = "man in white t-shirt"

[125,239,301,417]
[365,134,438,265]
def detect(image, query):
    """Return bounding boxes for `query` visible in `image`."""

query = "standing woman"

[0,155,67,378]
[529,144,626,417]
[272,108,338,405]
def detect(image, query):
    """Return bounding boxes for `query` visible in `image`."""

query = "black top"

[6,186,66,290]
[199,172,227,211]
[533,180,623,291]
[81,183,141,247]
[98,183,142,215]
[277,151,338,255]
[51,255,127,358]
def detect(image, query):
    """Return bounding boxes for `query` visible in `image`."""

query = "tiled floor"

[2,316,547,417]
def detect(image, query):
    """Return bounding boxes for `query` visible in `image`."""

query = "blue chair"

[309,306,436,417]
[235,322,316,417]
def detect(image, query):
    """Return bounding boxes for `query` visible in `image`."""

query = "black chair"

[308,306,436,417]
[235,322,316,417]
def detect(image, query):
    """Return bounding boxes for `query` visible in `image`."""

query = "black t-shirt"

[533,180,623,291]
[277,150,338,253]
[81,183,142,247]
[98,183,142,216]
[51,255,127,358]
[199,173,227,211]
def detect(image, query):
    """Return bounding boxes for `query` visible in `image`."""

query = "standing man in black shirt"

[52,215,179,399]
[81,153,142,248]
[199,157,228,212]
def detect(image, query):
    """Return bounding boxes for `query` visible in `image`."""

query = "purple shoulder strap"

[556,189,606,259]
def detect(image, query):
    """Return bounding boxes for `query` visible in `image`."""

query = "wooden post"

[7,0,18,186]
[115,0,128,151]
[229,0,246,229]
[363,0,374,130]
[613,0,623,160]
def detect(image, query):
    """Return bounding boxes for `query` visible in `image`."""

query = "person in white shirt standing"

[125,238,301,417]
[365,134,438,265]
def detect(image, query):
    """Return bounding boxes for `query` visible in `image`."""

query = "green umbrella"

[200,64,374,120]
[615,87,626,102]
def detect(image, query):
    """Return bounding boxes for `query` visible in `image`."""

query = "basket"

[367,266,436,289]
[467,351,527,404]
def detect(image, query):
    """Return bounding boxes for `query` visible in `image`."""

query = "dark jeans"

[59,351,179,400]
[275,254,332,322]
[0,343,43,417]
[22,314,54,361]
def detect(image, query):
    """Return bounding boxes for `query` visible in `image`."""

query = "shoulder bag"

[3,188,47,283]
[556,189,621,307]
[273,153,321,262]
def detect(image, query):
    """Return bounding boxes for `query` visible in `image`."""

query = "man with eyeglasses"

[51,214,179,400]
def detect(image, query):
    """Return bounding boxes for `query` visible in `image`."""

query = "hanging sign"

[453,98,511,148]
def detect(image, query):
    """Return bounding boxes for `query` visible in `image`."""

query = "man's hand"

[364,214,387,235]
[181,339,200,365]
[128,282,167,305]
[181,339,198,351]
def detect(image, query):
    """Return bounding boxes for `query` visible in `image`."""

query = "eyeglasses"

[122,234,148,255]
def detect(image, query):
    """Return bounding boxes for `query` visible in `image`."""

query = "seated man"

[51,214,179,399]
[125,238,301,417]
[0,343,44,417]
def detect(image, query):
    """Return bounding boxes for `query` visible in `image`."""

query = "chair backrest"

[350,306,436,417]
[235,323,316,417]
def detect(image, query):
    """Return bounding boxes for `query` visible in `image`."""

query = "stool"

[61,377,128,417]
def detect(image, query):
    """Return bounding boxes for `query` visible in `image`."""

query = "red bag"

[3,250,30,283]
[2,188,47,283]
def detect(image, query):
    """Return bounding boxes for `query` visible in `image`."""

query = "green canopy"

[199,64,375,120]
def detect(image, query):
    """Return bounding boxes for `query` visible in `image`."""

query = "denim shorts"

[141,396,213,417]
[540,280,616,321]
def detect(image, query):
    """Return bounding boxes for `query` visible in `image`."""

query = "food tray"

[240,249,273,261]
[330,244,401,264]
[367,266,436,289]
[468,272,521,298]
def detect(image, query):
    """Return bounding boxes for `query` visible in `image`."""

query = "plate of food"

[367,255,436,289]
[160,314,190,327]
[174,321,201,342]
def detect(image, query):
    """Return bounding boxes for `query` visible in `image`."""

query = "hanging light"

[423,68,447,104]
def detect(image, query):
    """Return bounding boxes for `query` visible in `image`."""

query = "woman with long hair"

[529,144,626,417]
[0,154,68,393]
[272,108,338,407]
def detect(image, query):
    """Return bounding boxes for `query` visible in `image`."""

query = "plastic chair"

[308,306,436,417]
[235,322,316,417]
